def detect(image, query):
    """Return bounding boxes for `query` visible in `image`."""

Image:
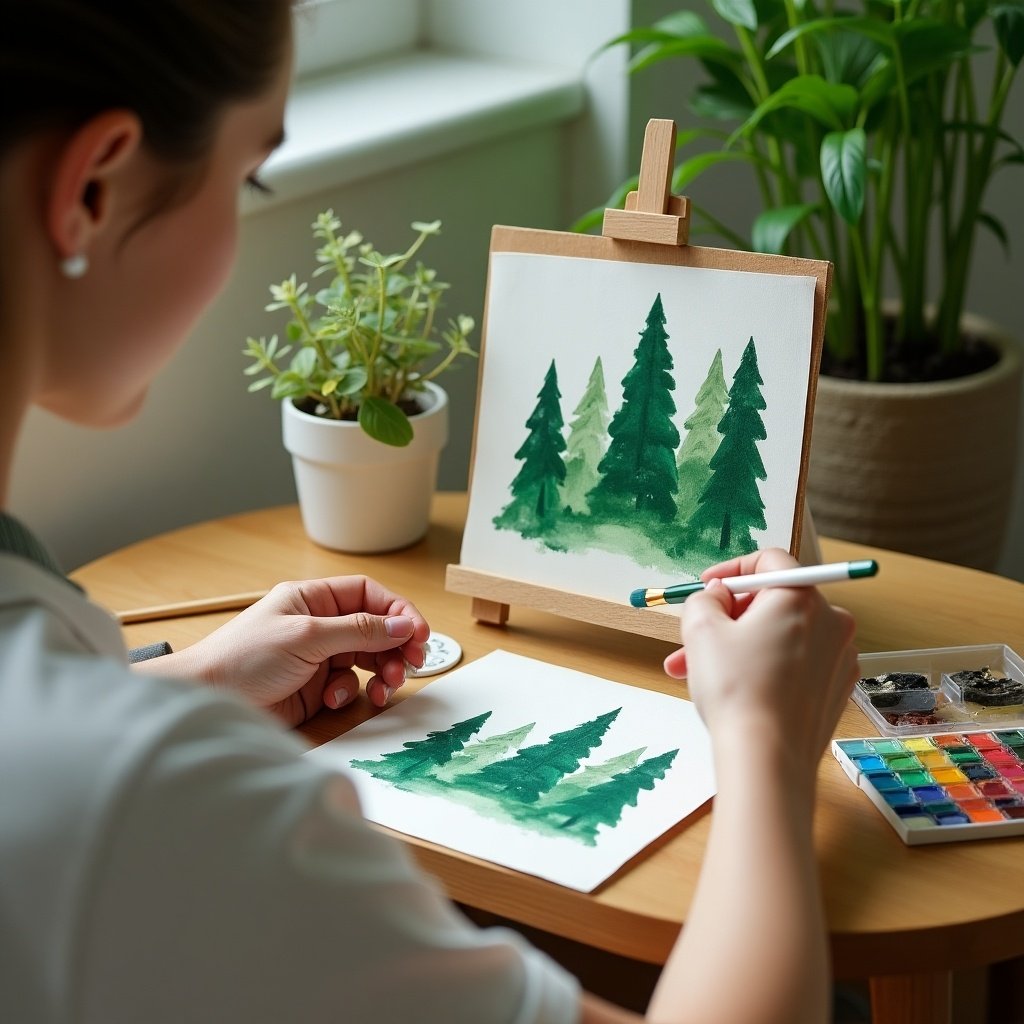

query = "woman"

[0,5,858,1023]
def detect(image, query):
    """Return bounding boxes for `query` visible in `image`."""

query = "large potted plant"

[584,2,1023,569]
[244,211,476,552]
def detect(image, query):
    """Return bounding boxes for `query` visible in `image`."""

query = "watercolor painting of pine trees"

[306,651,717,892]
[350,706,679,847]
[460,252,817,600]
[493,293,768,575]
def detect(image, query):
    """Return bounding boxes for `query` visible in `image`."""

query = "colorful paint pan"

[833,728,1024,845]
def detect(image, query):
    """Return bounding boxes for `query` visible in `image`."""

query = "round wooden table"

[73,494,1024,1024]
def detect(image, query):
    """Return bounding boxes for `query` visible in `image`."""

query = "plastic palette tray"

[832,729,1024,845]
[851,644,1024,737]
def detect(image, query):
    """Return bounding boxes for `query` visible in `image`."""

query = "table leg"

[870,970,951,1024]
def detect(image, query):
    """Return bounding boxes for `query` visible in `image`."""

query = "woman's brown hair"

[0,1,293,162]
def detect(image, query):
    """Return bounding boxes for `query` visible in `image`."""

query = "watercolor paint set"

[851,644,1024,737]
[833,644,1024,844]
[832,729,1024,845]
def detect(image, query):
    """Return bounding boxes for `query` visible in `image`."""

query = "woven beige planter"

[806,315,1022,571]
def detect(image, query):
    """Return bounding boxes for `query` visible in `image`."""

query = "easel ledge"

[445,564,684,644]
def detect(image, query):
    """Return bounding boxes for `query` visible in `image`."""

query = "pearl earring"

[60,253,89,279]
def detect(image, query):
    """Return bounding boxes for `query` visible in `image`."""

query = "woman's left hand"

[133,575,429,727]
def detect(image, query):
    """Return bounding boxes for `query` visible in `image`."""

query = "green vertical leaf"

[821,128,866,225]
[992,0,1024,66]
[712,0,758,30]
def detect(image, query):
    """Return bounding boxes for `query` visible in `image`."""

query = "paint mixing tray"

[851,645,1024,738]
[833,729,1024,845]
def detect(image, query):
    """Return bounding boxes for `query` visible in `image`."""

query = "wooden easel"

[446,118,829,644]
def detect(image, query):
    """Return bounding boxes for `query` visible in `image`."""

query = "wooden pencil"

[117,590,266,625]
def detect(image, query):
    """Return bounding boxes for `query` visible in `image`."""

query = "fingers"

[293,612,408,660]
[323,667,360,710]
[663,648,688,679]
[700,547,799,583]
[664,579,733,679]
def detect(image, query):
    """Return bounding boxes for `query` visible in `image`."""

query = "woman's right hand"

[664,548,858,781]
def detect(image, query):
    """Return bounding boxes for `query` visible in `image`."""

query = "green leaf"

[712,0,758,30]
[333,367,369,395]
[629,35,742,73]
[286,321,303,342]
[813,29,887,88]
[654,11,708,37]
[767,17,896,61]
[359,251,402,270]
[571,206,604,233]
[728,76,859,145]
[358,397,414,447]
[289,347,318,379]
[691,80,754,120]
[893,20,972,84]
[820,128,866,225]
[751,203,819,254]
[271,374,307,400]
[978,211,1011,257]
[411,220,442,234]
[597,13,709,55]
[247,377,275,393]
[673,150,758,191]
[992,0,1024,66]
[945,121,1024,160]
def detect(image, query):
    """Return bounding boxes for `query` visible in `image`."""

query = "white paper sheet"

[307,651,716,892]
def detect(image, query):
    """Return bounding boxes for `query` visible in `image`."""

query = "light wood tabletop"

[72,493,1024,1024]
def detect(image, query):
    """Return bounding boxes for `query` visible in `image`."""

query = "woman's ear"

[47,110,142,262]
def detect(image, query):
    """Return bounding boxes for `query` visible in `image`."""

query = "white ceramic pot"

[282,382,448,553]
[806,315,1022,571]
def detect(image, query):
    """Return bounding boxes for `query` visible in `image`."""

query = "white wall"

[10,1,1023,582]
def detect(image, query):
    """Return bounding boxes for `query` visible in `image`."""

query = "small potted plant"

[584,4,1023,569]
[243,211,475,552]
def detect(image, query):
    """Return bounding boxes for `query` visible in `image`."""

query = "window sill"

[244,50,586,214]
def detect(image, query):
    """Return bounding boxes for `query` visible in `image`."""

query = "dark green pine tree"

[350,712,492,782]
[493,359,567,536]
[689,337,768,553]
[588,294,679,523]
[550,748,680,843]
[561,357,610,515]
[459,708,622,804]
[675,349,728,522]
[430,723,536,784]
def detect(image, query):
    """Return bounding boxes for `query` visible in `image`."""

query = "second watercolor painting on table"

[460,251,819,601]
[307,650,716,892]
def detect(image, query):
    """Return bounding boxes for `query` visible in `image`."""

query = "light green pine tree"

[350,712,492,782]
[561,357,610,514]
[430,723,536,783]
[588,294,679,524]
[493,359,567,536]
[550,748,679,844]
[675,349,728,523]
[458,708,622,804]
[690,337,767,553]
[537,746,646,807]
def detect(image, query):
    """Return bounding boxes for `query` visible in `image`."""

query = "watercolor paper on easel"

[306,650,715,892]
[460,251,818,601]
